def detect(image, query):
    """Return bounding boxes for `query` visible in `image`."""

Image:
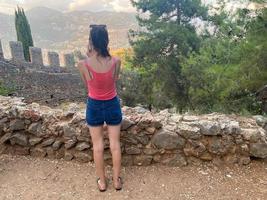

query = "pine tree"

[15,6,34,61]
[129,0,209,111]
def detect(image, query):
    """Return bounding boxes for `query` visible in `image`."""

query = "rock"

[160,153,187,167]
[80,124,90,136]
[177,123,201,139]
[63,124,76,138]
[24,120,31,125]
[55,148,65,159]
[152,154,161,162]
[75,142,90,151]
[121,118,134,130]
[23,109,41,121]
[134,106,149,114]
[136,134,150,145]
[30,148,47,157]
[64,151,74,161]
[223,154,238,164]
[224,121,241,135]
[183,140,206,157]
[240,144,249,155]
[77,135,90,142]
[165,124,177,132]
[253,115,267,127]
[143,147,158,155]
[0,132,12,144]
[182,115,199,122]
[0,117,8,123]
[151,120,162,129]
[199,152,213,161]
[46,147,55,158]
[198,120,220,136]
[9,119,24,131]
[125,145,142,155]
[74,152,92,163]
[151,129,185,150]
[145,127,156,134]
[133,155,152,166]
[10,133,28,146]
[28,122,42,135]
[239,156,251,165]
[241,128,262,142]
[208,137,228,155]
[121,155,133,166]
[121,134,138,145]
[52,140,63,150]
[14,146,30,155]
[70,113,85,124]
[67,103,80,114]
[41,138,55,147]
[250,142,267,158]
[169,114,182,123]
[65,139,77,149]
[29,137,43,146]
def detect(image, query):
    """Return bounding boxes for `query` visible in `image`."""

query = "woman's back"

[84,56,118,100]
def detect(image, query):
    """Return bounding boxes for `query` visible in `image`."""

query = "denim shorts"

[86,96,122,126]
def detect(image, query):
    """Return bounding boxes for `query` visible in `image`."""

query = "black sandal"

[113,176,123,191]
[96,177,107,192]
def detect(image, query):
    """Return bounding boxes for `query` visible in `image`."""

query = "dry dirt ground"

[0,154,267,200]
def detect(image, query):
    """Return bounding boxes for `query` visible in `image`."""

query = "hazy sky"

[0,0,136,14]
[0,0,261,15]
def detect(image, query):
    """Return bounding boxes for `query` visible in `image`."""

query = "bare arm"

[76,60,92,88]
[114,58,121,80]
[76,61,86,87]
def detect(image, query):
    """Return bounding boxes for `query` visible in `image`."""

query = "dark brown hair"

[89,25,111,58]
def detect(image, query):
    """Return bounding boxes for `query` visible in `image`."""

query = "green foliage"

[0,81,12,96]
[129,0,209,111]
[15,6,34,61]
[124,0,266,115]
[181,6,267,114]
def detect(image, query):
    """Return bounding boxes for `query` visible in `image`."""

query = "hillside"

[0,7,138,55]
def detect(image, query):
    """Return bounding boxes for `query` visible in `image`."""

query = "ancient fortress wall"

[1,40,76,71]
[0,96,267,166]
[0,39,87,105]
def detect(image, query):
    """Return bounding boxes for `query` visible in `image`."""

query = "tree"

[15,6,34,61]
[181,2,267,114]
[129,0,208,111]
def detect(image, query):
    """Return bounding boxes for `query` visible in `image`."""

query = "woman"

[76,24,123,192]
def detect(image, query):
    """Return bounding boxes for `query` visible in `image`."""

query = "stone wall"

[0,59,86,106]
[0,39,75,72]
[1,95,266,166]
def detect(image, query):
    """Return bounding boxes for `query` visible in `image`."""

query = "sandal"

[113,176,123,191]
[96,177,107,192]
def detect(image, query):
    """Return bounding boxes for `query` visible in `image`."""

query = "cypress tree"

[15,6,34,61]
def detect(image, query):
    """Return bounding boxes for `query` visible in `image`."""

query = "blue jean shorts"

[86,96,122,126]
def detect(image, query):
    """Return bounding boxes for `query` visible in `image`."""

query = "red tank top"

[84,57,117,100]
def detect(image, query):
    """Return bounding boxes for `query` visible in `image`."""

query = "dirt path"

[0,154,267,200]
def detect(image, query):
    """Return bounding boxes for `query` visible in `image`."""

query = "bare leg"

[107,124,122,188]
[89,125,106,190]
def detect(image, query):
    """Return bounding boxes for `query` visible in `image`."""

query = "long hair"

[89,25,111,58]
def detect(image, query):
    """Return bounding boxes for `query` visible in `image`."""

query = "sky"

[0,0,136,14]
[0,0,264,15]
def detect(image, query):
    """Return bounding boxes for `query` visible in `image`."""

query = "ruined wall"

[0,39,84,105]
[1,96,266,166]
[0,40,75,72]
[0,59,86,106]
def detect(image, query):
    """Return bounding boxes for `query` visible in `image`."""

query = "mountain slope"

[0,7,138,55]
